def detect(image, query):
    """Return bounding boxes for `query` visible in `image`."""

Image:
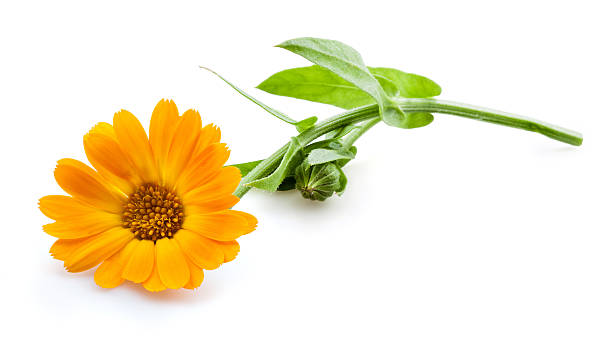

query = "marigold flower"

[39,99,257,292]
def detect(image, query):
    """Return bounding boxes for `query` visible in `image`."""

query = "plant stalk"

[342,118,381,148]
[233,98,582,198]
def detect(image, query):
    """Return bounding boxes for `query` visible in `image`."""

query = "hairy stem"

[342,118,381,148]
[234,98,582,198]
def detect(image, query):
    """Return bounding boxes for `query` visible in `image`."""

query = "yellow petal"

[173,230,224,270]
[183,258,204,290]
[63,227,134,273]
[182,209,256,241]
[149,99,180,181]
[192,124,221,157]
[142,252,166,292]
[84,122,140,194]
[215,240,240,263]
[183,195,240,215]
[176,143,230,194]
[50,236,93,261]
[163,109,202,186]
[155,238,190,289]
[39,195,99,220]
[43,211,120,239]
[113,110,157,183]
[94,239,138,288]
[232,210,258,228]
[121,239,155,283]
[54,158,124,213]
[182,166,241,205]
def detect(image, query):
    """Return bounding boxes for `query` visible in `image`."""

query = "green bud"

[294,162,346,201]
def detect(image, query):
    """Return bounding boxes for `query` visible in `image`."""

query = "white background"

[1,0,610,342]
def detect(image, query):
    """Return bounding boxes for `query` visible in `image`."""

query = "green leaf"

[384,111,434,129]
[246,138,303,192]
[230,160,263,177]
[276,38,388,105]
[296,116,318,132]
[337,146,357,168]
[307,148,355,166]
[257,65,398,110]
[369,67,441,98]
[275,37,432,129]
[201,66,317,132]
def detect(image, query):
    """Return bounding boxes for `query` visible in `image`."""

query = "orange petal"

[39,195,99,220]
[121,239,155,283]
[113,110,157,183]
[215,240,240,263]
[143,255,166,292]
[192,124,221,157]
[173,230,224,270]
[183,195,240,215]
[182,167,241,205]
[54,158,124,213]
[163,109,202,186]
[183,258,205,290]
[149,99,180,181]
[43,211,121,239]
[50,236,93,261]
[176,143,230,194]
[94,239,138,288]
[233,210,258,228]
[155,238,190,289]
[63,227,134,273]
[182,209,256,241]
[84,122,140,194]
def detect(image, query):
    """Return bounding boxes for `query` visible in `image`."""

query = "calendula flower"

[39,99,257,292]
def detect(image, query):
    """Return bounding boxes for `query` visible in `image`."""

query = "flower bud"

[294,162,346,201]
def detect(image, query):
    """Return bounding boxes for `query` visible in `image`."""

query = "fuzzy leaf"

[296,116,318,132]
[369,67,441,98]
[231,160,263,177]
[246,138,302,192]
[307,148,355,166]
[201,66,317,132]
[257,65,399,110]
[276,38,388,106]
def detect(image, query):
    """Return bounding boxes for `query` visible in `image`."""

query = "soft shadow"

[116,281,216,303]
[533,144,584,155]
[42,261,218,303]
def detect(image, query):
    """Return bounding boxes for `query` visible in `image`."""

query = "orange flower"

[39,99,256,291]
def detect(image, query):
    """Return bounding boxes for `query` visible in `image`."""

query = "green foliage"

[246,138,303,192]
[296,116,318,132]
[306,148,354,166]
[200,67,317,132]
[276,38,388,107]
[256,65,399,110]
[369,67,441,98]
[223,36,583,200]
[275,37,437,129]
[295,161,346,201]
[231,160,263,177]
[257,65,440,109]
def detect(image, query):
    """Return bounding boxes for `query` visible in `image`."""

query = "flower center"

[122,184,184,241]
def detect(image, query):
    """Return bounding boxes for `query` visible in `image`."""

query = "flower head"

[39,99,257,291]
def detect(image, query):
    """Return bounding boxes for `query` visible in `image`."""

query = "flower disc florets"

[122,184,184,241]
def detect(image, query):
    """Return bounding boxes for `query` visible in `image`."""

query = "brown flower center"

[122,184,184,241]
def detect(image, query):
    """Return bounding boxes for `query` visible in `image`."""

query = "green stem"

[233,98,582,198]
[398,98,583,146]
[342,118,381,147]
